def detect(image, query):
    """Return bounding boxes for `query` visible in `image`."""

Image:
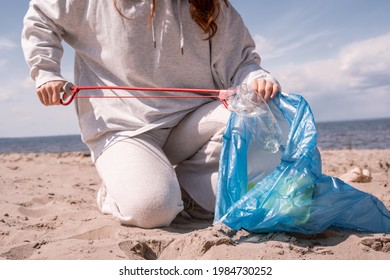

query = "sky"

[0,0,389,138]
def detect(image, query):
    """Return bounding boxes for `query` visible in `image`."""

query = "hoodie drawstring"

[177,0,184,55]
[150,1,157,48]
[150,0,184,55]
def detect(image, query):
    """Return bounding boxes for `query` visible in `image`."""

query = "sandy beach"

[1,149,389,260]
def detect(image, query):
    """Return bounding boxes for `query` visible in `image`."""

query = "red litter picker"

[60,82,283,153]
[60,82,229,108]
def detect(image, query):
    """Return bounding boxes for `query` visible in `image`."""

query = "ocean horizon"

[1,117,390,154]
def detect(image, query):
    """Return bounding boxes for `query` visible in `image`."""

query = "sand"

[0,149,389,260]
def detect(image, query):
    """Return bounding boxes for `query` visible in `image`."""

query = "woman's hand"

[251,79,279,101]
[37,80,67,106]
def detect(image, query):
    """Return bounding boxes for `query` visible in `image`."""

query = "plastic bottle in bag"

[224,84,282,153]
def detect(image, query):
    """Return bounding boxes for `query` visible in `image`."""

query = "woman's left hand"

[251,79,279,101]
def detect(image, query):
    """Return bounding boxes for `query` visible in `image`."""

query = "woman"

[22,0,286,228]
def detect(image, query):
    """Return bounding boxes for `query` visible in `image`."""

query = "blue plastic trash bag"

[214,92,390,234]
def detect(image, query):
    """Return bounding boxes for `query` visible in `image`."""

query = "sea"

[0,118,390,154]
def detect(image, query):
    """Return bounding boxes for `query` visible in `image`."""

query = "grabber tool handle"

[60,82,78,106]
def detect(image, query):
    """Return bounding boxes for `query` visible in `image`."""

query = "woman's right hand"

[37,80,67,106]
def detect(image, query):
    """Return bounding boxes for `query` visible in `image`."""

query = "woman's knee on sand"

[97,181,183,228]
[94,136,184,228]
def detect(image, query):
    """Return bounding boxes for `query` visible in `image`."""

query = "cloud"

[0,37,18,71]
[0,83,14,102]
[0,58,6,68]
[0,37,17,49]
[339,33,390,89]
[20,76,35,89]
[270,33,390,121]
[274,33,390,93]
[254,31,331,60]
[0,76,34,102]
[0,92,11,102]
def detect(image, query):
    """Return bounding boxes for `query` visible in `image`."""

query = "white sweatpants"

[95,100,289,228]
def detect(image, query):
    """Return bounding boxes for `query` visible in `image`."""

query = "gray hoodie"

[22,0,277,160]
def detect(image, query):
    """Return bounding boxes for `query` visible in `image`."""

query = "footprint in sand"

[360,237,390,252]
[0,242,45,260]
[118,240,160,260]
[17,196,55,218]
[17,206,52,218]
[69,225,114,240]
[157,231,232,259]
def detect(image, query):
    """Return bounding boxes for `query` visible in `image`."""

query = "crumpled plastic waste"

[222,85,282,153]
